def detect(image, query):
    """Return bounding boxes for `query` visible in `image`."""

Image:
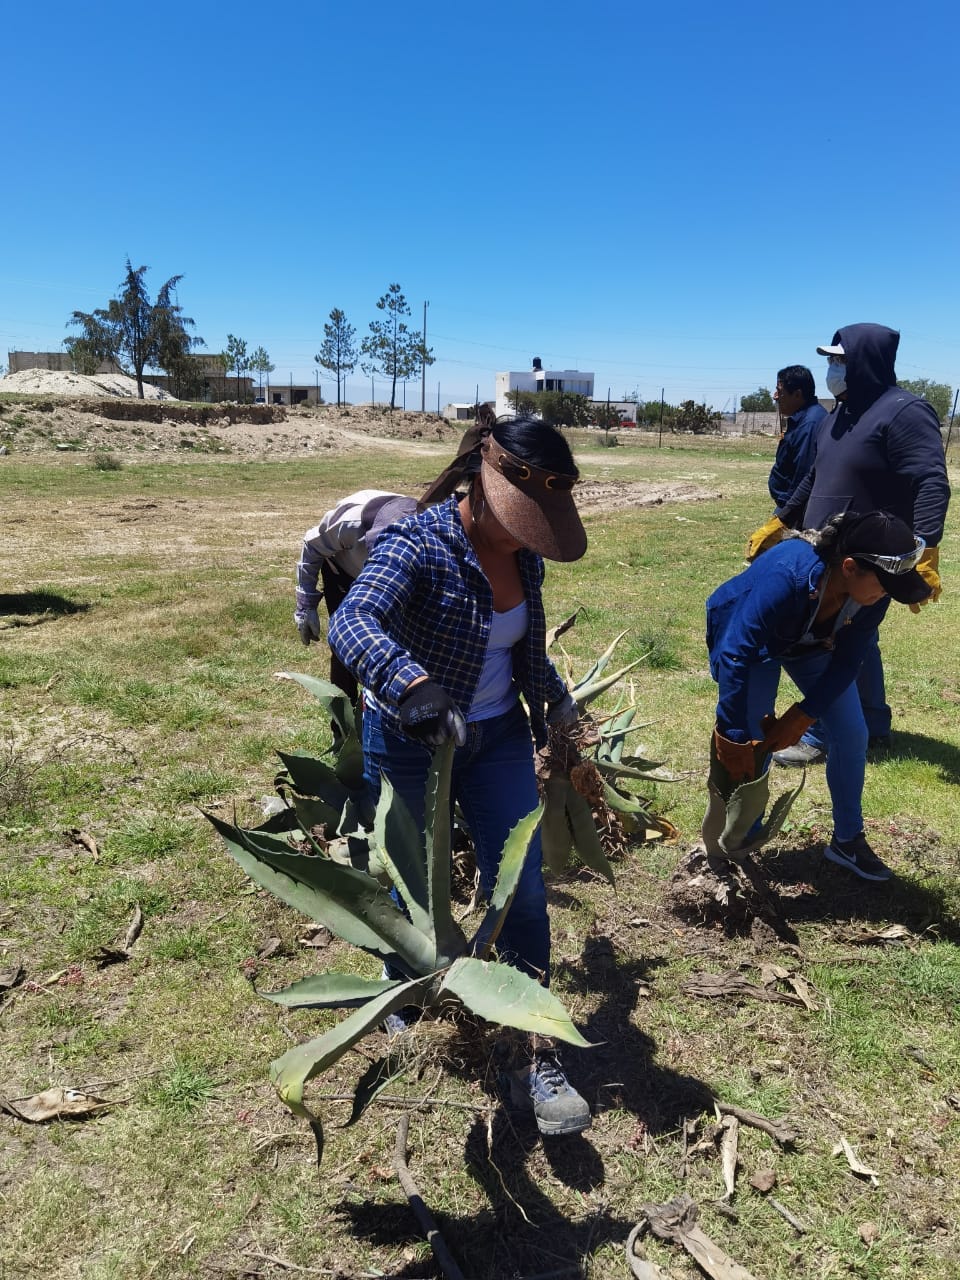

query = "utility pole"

[658,388,664,448]
[421,300,429,412]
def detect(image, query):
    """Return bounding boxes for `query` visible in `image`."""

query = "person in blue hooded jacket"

[708,510,932,881]
[746,323,950,766]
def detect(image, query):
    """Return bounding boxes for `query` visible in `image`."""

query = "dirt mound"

[0,369,174,399]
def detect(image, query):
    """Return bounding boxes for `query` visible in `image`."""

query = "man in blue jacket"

[768,365,826,512]
[750,323,950,765]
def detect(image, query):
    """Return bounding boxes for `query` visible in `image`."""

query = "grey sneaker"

[507,1049,591,1137]
[824,833,892,882]
[772,741,826,767]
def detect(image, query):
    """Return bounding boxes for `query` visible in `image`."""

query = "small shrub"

[91,452,123,472]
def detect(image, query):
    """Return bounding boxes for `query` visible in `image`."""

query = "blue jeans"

[730,648,867,842]
[362,699,550,981]
[802,628,890,751]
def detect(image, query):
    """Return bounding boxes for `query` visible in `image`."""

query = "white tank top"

[468,601,528,722]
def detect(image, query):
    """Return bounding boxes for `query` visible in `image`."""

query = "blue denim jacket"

[329,496,566,742]
[768,401,826,512]
[706,538,889,733]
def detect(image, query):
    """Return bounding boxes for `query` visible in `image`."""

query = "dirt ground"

[0,393,721,511]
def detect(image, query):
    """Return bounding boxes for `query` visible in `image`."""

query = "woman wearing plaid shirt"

[329,417,591,1137]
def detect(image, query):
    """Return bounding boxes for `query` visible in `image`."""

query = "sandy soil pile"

[0,369,174,399]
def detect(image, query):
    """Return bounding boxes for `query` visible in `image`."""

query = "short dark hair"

[776,365,816,405]
[491,415,578,477]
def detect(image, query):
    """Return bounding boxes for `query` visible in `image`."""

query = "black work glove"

[399,680,467,748]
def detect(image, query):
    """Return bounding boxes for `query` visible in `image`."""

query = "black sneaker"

[507,1048,591,1137]
[824,833,892,882]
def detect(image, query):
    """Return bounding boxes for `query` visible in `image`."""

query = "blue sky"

[2,0,958,410]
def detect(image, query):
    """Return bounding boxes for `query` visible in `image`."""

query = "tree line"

[66,264,433,407]
[740,380,954,421]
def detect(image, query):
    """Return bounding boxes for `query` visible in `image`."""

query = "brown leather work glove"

[760,703,816,752]
[712,728,764,784]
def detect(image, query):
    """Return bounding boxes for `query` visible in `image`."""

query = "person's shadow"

[0,591,88,628]
[337,932,714,1278]
[874,730,960,785]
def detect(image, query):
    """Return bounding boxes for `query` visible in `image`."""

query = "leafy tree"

[638,398,677,429]
[589,402,623,431]
[67,259,199,398]
[226,335,250,401]
[314,309,357,406]
[740,387,775,412]
[675,400,722,434]
[360,284,433,410]
[249,345,274,398]
[899,378,953,423]
[63,336,101,375]
[504,389,590,427]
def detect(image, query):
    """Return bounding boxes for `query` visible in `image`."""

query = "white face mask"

[826,363,847,397]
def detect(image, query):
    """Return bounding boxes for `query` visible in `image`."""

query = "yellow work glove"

[909,546,941,614]
[745,515,787,562]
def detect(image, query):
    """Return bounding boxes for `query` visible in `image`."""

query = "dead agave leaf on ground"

[629,1194,759,1280]
[123,905,144,951]
[683,970,806,1007]
[256,936,282,960]
[719,1114,739,1201]
[67,828,100,860]
[299,925,332,948]
[833,1136,879,1185]
[838,923,914,947]
[0,1086,115,1123]
[0,963,25,996]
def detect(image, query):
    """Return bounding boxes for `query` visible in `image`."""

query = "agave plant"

[699,736,805,862]
[539,620,678,884]
[208,733,589,1163]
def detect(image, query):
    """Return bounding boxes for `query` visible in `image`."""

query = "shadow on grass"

[875,730,960,785]
[337,934,713,1278]
[763,842,960,942]
[0,591,89,626]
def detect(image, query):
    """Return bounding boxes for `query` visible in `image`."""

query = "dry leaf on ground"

[833,1136,880,1185]
[0,1086,116,1123]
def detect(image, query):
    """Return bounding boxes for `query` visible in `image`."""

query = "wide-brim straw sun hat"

[479,435,587,562]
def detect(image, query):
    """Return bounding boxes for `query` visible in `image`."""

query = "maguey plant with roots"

[207,675,589,1162]
[538,617,678,884]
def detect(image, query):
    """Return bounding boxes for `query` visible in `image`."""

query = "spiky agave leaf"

[276,672,357,741]
[470,801,543,958]
[372,771,432,940]
[573,656,649,709]
[208,812,435,973]
[539,776,575,875]
[438,956,590,1047]
[563,785,615,885]
[425,742,467,963]
[270,975,435,1163]
[346,1051,409,1127]
[259,972,402,1009]
[570,629,630,692]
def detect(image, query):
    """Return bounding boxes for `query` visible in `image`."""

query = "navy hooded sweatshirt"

[779,323,950,545]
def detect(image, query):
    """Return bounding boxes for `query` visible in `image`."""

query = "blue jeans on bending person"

[362,698,550,981]
[799,628,891,753]
[728,647,868,842]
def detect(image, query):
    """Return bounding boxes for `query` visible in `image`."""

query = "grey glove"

[296,607,321,645]
[546,690,578,726]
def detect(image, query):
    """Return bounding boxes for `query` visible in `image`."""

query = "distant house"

[495,357,594,417]
[7,350,122,376]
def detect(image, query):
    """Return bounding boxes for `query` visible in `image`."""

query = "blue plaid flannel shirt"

[328,496,567,742]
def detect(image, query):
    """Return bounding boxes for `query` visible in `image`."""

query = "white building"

[495,357,594,417]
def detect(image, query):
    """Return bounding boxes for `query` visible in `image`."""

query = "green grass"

[0,432,958,1279]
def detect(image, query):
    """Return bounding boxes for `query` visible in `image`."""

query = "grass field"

[1,429,959,1279]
